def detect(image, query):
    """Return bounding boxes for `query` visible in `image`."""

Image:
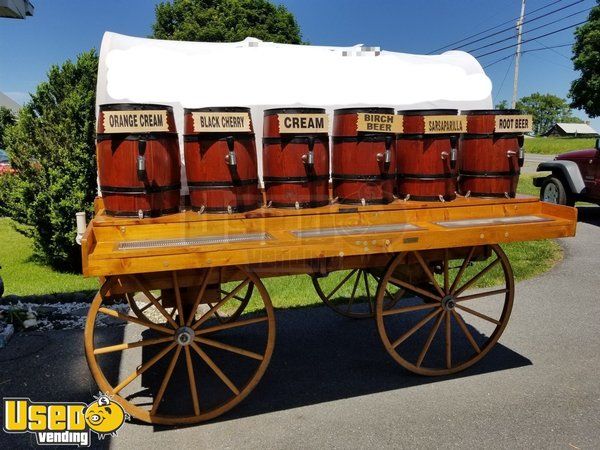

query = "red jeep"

[534,138,600,206]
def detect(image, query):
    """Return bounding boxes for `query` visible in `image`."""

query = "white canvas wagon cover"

[96,32,493,189]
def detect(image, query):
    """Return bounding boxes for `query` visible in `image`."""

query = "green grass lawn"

[0,218,98,297]
[517,174,539,197]
[524,136,595,155]
[1,173,562,304]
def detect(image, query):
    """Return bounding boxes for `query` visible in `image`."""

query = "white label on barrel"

[423,115,467,134]
[278,114,329,133]
[494,115,533,133]
[192,112,251,132]
[356,113,403,133]
[103,110,169,133]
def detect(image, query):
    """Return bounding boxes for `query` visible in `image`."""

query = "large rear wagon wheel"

[312,268,404,319]
[375,245,514,376]
[84,268,275,425]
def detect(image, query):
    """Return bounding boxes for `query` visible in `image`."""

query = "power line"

[483,43,574,68]
[532,38,572,59]
[427,0,564,54]
[474,20,586,58]
[494,56,515,100]
[456,0,585,53]
[464,6,589,54]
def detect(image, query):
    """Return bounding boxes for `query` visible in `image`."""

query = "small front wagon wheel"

[375,245,514,376]
[85,268,275,425]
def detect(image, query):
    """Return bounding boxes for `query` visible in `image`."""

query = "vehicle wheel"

[540,176,574,206]
[312,268,404,319]
[128,275,252,325]
[375,245,514,376]
[85,268,275,425]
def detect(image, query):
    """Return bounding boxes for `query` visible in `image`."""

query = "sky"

[0,0,597,130]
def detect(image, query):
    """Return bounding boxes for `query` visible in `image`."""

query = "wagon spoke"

[443,248,449,294]
[456,288,509,303]
[219,290,245,302]
[98,307,175,335]
[392,309,441,349]
[172,272,185,326]
[114,342,177,394]
[326,269,358,301]
[93,336,173,355]
[455,304,500,325]
[363,270,373,314]
[389,276,441,302]
[191,278,250,330]
[195,336,263,361]
[454,257,500,297]
[129,275,179,328]
[346,269,362,313]
[150,345,182,415]
[445,311,452,369]
[382,302,439,316]
[140,302,154,313]
[191,342,239,395]
[184,347,201,415]
[196,316,268,335]
[413,251,445,298]
[452,311,481,354]
[416,310,445,367]
[186,268,212,326]
[449,246,476,294]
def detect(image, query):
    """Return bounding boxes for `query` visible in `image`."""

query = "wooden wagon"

[80,195,576,425]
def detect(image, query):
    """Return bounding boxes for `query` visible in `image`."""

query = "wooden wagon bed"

[82,196,576,278]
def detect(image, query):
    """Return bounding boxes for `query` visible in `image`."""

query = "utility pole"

[511,0,526,108]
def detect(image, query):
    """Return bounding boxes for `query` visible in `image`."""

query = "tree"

[0,106,16,150]
[0,51,98,271]
[152,0,303,43]
[495,100,509,109]
[515,93,583,135]
[570,1,600,117]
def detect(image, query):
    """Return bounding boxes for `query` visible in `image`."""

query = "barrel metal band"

[332,135,394,143]
[269,200,329,209]
[106,207,179,217]
[263,175,329,184]
[396,133,458,139]
[332,173,395,181]
[100,184,181,194]
[96,132,177,142]
[189,204,259,213]
[187,179,258,189]
[461,133,523,140]
[183,133,254,142]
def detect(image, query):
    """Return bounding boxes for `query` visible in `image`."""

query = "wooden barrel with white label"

[263,108,330,208]
[396,109,461,202]
[97,104,181,217]
[184,107,259,213]
[458,109,528,198]
[332,108,397,205]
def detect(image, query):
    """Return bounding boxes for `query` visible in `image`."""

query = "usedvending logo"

[3,393,128,446]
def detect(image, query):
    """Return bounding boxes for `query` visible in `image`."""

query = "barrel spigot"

[225,136,237,166]
[137,139,147,181]
[302,136,315,166]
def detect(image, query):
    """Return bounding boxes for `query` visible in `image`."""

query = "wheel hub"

[441,295,456,311]
[175,326,195,346]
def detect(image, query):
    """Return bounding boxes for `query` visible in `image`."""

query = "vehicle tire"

[540,176,574,206]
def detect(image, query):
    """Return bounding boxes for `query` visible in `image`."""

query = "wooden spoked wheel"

[312,269,404,319]
[84,268,275,425]
[375,245,514,376]
[127,280,253,325]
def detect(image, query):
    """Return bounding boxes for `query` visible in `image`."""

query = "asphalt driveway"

[1,206,598,449]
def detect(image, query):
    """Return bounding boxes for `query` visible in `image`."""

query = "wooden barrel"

[458,109,525,198]
[184,107,259,213]
[97,104,181,218]
[332,108,397,205]
[263,108,330,208]
[396,109,461,202]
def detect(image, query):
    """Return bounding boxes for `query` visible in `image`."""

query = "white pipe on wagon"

[75,212,87,245]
